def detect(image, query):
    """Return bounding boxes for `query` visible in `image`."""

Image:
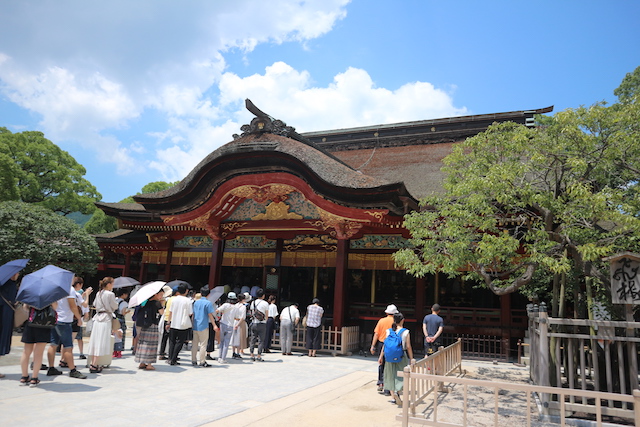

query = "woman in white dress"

[86,277,118,373]
[230,293,247,359]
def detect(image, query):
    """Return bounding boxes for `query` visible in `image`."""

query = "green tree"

[614,65,640,104]
[394,83,640,301]
[0,128,101,215]
[85,181,179,234]
[0,201,99,276]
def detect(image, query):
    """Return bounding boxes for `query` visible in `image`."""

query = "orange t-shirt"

[373,315,395,343]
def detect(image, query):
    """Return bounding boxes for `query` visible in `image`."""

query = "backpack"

[251,300,266,322]
[383,327,407,363]
[27,306,57,329]
[135,302,156,328]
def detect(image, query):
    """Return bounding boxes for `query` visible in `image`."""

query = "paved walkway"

[0,334,402,427]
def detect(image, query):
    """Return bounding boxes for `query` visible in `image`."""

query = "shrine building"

[94,100,553,359]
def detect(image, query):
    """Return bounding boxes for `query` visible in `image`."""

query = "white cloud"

[0,0,467,190]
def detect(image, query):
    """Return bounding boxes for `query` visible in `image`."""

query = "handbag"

[302,315,307,328]
[14,302,29,328]
[112,316,121,331]
[1,294,28,328]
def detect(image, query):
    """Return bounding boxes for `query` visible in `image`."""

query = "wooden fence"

[401,339,463,419]
[270,325,360,356]
[398,371,640,426]
[528,303,640,421]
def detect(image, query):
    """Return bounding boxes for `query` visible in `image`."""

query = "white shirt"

[55,284,76,323]
[280,305,300,322]
[251,299,269,324]
[169,295,193,330]
[233,302,246,327]
[268,303,279,318]
[217,302,236,326]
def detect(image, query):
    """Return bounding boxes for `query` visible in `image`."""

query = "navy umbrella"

[16,265,74,309]
[113,276,140,289]
[0,259,29,285]
[166,279,192,289]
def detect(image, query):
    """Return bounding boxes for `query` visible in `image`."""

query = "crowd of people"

[1,271,444,405]
[0,275,330,386]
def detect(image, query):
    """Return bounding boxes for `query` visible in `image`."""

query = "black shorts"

[21,324,52,344]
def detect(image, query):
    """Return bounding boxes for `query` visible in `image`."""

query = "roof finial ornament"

[233,98,297,139]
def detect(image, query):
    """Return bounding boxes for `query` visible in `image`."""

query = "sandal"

[29,378,40,388]
[138,364,147,370]
[19,376,30,386]
[89,365,102,373]
[59,361,69,368]
[144,365,156,370]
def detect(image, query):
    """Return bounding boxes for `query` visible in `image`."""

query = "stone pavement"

[0,334,403,427]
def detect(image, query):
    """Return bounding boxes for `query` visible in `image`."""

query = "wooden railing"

[398,371,640,426]
[528,303,640,421]
[402,339,463,417]
[270,325,360,356]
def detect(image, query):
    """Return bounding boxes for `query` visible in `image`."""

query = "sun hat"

[385,304,399,314]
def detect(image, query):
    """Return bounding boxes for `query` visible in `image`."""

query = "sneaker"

[69,370,87,379]
[159,355,167,360]
[79,354,87,360]
[377,384,384,392]
[200,362,211,367]
[206,355,214,361]
[47,367,62,376]
[218,359,226,364]
[192,361,198,366]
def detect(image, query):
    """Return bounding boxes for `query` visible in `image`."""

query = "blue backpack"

[384,327,406,362]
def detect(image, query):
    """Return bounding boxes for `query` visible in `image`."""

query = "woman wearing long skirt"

[135,290,164,370]
[86,277,118,373]
[379,312,415,406]
[230,293,246,359]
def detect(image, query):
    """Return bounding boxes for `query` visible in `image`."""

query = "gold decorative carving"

[230,184,298,203]
[364,211,385,221]
[187,212,212,229]
[283,244,302,251]
[252,201,303,220]
[221,222,248,232]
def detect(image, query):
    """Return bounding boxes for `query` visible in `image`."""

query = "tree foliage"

[0,128,101,215]
[0,201,99,276]
[395,77,640,300]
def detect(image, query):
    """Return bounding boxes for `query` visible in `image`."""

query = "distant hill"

[67,211,93,227]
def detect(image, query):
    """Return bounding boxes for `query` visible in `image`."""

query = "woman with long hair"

[86,277,118,373]
[378,312,415,406]
[230,292,246,359]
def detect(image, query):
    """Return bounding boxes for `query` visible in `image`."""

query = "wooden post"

[207,238,225,288]
[401,365,410,426]
[538,303,550,414]
[627,305,639,390]
[333,239,349,328]
[500,293,512,360]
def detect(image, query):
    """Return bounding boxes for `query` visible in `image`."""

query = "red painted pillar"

[333,239,349,328]
[208,238,225,288]
[123,251,132,277]
[163,240,174,282]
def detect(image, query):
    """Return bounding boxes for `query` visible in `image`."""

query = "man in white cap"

[370,304,399,393]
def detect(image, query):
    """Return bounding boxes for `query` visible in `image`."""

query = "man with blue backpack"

[378,312,415,406]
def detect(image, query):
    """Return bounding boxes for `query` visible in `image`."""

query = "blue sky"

[1,1,638,203]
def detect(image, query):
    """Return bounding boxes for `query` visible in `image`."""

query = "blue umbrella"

[16,265,74,309]
[0,259,29,285]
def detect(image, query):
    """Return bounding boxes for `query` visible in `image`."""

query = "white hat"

[227,291,237,300]
[244,292,252,302]
[385,304,398,314]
